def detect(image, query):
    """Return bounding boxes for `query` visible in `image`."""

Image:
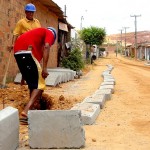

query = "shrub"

[61,48,84,72]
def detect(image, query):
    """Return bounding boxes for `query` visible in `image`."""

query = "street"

[1,53,150,149]
[83,53,150,150]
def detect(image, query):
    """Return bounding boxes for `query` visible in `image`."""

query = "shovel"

[1,51,12,88]
[1,51,12,108]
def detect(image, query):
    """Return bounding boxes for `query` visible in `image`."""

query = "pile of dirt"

[0,83,78,116]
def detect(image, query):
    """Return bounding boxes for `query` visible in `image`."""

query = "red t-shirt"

[14,28,55,62]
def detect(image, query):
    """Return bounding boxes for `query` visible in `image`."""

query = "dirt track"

[1,53,150,149]
[83,54,150,150]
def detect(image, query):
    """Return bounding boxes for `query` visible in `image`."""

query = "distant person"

[9,3,41,85]
[90,45,97,64]
[13,27,56,122]
[103,51,106,57]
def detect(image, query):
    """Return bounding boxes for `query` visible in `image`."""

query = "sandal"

[19,117,28,125]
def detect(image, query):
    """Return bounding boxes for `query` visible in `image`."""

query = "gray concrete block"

[71,103,100,125]
[103,75,114,80]
[14,68,76,87]
[48,68,76,81]
[103,74,114,78]
[28,110,85,149]
[45,72,61,86]
[101,81,114,86]
[104,78,116,84]
[106,64,114,69]
[99,85,115,94]
[0,106,19,150]
[83,94,106,109]
[101,71,110,77]
[103,70,111,74]
[92,94,106,108]
[93,89,112,100]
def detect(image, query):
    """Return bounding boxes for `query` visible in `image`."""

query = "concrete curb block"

[71,103,100,125]
[99,85,115,94]
[93,89,112,100]
[47,68,76,81]
[83,94,106,109]
[14,68,76,87]
[104,78,116,85]
[28,110,85,149]
[45,72,61,86]
[101,81,114,86]
[0,106,19,150]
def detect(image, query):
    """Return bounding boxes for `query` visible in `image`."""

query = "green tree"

[80,26,106,45]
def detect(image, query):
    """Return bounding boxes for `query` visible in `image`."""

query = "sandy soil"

[0,53,150,150]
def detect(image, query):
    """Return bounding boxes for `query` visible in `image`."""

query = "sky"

[53,0,150,35]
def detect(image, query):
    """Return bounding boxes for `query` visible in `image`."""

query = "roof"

[38,0,64,19]
[38,0,74,29]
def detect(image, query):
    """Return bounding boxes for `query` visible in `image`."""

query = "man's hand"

[42,69,49,79]
[20,78,25,86]
[20,76,26,86]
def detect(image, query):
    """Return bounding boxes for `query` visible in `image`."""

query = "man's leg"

[21,89,43,117]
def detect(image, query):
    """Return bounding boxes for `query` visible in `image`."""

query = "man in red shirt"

[14,27,56,121]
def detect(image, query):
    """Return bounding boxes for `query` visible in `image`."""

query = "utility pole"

[119,29,123,54]
[116,41,119,57]
[64,5,67,18]
[80,16,84,30]
[123,27,129,56]
[130,14,141,58]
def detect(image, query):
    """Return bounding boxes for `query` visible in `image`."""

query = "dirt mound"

[0,83,77,116]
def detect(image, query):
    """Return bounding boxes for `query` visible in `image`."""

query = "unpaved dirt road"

[82,54,150,150]
[1,53,150,150]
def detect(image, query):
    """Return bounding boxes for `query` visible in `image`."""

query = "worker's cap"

[25,3,36,12]
[47,27,57,41]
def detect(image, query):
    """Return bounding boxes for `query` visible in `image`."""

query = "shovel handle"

[2,51,12,87]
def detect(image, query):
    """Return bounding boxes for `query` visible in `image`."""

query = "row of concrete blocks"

[14,68,76,86]
[0,64,115,149]
[0,107,85,150]
[71,64,115,125]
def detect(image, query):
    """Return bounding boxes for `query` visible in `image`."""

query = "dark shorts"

[92,55,96,60]
[14,51,45,90]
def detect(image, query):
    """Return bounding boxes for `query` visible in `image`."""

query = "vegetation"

[61,26,106,71]
[61,48,84,72]
[79,26,106,45]
[99,47,105,52]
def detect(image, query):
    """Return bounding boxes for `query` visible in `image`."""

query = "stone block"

[28,110,85,149]
[93,89,112,100]
[99,85,115,94]
[0,106,19,150]
[71,103,100,125]
[83,94,106,109]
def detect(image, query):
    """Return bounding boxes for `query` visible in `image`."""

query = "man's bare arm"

[42,43,50,79]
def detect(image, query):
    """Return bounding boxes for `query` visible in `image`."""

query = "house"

[0,0,73,82]
[137,43,150,60]
[106,31,150,60]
